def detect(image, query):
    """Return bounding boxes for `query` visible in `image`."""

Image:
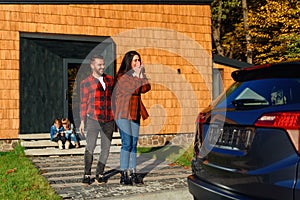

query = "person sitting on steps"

[62,118,80,149]
[50,118,69,150]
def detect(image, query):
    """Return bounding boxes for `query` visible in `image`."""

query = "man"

[79,54,114,184]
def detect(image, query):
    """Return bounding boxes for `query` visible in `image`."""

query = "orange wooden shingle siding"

[214,63,236,90]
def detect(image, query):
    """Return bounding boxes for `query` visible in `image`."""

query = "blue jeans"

[116,118,140,171]
[65,132,78,144]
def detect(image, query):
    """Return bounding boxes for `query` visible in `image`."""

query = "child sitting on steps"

[50,118,69,149]
[62,118,80,148]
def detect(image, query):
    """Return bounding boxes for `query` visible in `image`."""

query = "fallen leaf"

[5,168,17,175]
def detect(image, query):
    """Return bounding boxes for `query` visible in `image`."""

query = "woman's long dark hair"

[112,51,141,115]
[116,51,141,78]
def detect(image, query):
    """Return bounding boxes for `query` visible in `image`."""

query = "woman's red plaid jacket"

[114,73,151,121]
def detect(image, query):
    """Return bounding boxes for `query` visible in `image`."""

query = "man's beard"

[96,69,104,76]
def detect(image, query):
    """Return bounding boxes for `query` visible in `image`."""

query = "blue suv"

[188,62,300,199]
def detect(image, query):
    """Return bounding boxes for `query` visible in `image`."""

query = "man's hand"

[79,121,85,136]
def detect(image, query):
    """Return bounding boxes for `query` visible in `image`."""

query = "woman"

[113,51,151,185]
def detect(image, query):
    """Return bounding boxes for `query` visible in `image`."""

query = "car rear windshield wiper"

[232,99,269,107]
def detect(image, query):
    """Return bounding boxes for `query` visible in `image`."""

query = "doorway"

[63,59,90,130]
[20,33,115,133]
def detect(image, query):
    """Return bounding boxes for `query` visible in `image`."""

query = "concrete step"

[19,132,121,156]
[49,173,189,188]
[19,132,121,140]
[21,138,121,148]
[24,146,121,156]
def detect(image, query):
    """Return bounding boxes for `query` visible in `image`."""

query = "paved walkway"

[30,152,193,199]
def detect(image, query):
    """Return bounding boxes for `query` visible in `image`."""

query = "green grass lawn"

[137,144,194,168]
[0,144,62,200]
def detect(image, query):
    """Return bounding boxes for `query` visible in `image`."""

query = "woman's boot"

[130,172,144,185]
[120,170,132,185]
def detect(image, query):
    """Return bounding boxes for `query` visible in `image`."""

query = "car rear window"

[216,78,300,108]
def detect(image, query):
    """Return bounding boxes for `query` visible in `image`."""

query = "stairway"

[29,154,190,199]
[19,132,121,156]
[19,132,191,200]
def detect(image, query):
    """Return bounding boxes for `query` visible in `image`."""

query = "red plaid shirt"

[114,73,151,121]
[80,74,114,122]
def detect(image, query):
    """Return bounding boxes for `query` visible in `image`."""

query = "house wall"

[0,4,212,140]
[214,63,236,90]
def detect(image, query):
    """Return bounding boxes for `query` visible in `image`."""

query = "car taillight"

[196,112,207,123]
[242,63,271,71]
[255,111,300,154]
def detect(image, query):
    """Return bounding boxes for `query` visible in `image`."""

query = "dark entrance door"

[63,60,90,131]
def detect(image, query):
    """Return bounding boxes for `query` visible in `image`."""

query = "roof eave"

[1,0,214,4]
[213,54,254,69]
